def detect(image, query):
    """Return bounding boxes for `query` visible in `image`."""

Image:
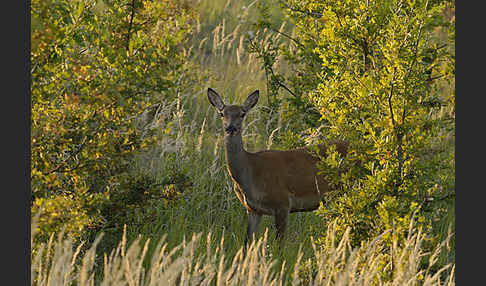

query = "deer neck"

[224,133,251,187]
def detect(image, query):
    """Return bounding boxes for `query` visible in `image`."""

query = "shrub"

[250,0,455,271]
[31,0,197,243]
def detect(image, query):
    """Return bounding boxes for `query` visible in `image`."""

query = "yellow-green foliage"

[32,194,102,242]
[31,0,197,242]
[271,0,455,253]
[30,0,454,284]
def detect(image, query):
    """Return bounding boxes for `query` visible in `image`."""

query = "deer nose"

[225,125,237,134]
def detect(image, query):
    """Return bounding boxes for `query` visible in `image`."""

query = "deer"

[207,88,348,246]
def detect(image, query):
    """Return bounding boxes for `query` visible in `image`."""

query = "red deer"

[207,88,347,245]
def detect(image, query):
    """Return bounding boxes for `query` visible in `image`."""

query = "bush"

[250,0,455,270]
[31,0,197,243]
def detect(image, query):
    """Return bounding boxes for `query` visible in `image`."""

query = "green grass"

[72,1,334,280]
[30,0,455,284]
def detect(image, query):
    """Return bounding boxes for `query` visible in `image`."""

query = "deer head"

[207,88,259,136]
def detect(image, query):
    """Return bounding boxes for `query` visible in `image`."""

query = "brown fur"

[207,88,348,245]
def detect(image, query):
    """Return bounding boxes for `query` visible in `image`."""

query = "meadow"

[31,0,455,285]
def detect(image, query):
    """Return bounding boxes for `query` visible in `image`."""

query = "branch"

[267,25,305,48]
[403,5,427,99]
[280,1,323,18]
[401,97,407,124]
[361,39,371,72]
[388,81,396,127]
[126,0,136,52]
[44,136,88,175]
[427,74,446,82]
[277,81,298,98]
[247,38,299,101]
[267,57,299,98]
[396,131,403,186]
[421,192,455,210]
[42,102,114,175]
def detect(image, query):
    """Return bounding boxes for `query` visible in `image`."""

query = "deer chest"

[232,182,273,215]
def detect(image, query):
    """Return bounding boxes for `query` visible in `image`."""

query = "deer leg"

[274,209,289,242]
[245,211,261,247]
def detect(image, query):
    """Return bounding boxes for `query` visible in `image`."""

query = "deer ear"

[242,90,259,112]
[207,88,225,111]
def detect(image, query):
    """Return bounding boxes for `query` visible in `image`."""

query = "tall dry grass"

[129,0,315,254]
[30,1,454,285]
[31,216,454,286]
[123,4,330,280]
[181,0,297,148]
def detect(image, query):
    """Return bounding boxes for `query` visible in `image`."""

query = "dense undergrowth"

[31,215,454,285]
[31,0,455,285]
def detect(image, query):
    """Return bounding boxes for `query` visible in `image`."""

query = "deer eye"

[219,112,224,117]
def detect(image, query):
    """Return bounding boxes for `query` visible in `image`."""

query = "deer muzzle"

[225,125,237,135]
